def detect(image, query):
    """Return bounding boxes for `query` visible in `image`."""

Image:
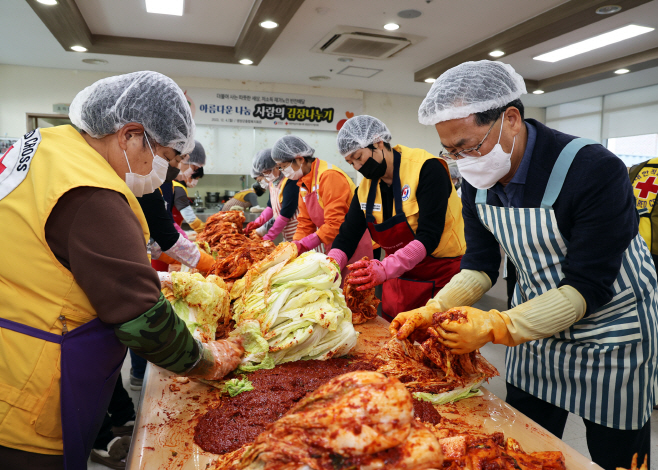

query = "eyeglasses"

[276,162,292,172]
[439,113,502,160]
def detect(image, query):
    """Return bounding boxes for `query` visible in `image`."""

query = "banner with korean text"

[183,88,363,132]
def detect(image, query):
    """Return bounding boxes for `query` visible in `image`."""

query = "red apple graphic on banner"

[336,111,355,131]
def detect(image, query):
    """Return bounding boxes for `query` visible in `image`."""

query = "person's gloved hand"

[196,250,215,274]
[433,306,513,355]
[326,248,348,271]
[347,258,386,291]
[190,218,205,234]
[293,233,321,255]
[245,221,261,234]
[186,337,244,381]
[390,306,436,343]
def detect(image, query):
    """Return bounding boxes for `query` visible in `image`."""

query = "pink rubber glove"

[174,222,189,239]
[348,240,427,291]
[326,248,348,271]
[263,215,290,241]
[246,207,273,233]
[348,259,386,291]
[293,233,321,255]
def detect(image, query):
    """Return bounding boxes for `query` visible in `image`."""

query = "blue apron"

[475,138,658,430]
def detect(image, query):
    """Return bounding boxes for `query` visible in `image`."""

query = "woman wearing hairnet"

[245,148,300,241]
[222,182,266,211]
[328,115,466,321]
[0,71,243,469]
[392,61,657,469]
[170,140,206,233]
[271,135,373,276]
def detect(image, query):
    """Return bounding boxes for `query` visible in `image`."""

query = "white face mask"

[264,172,277,182]
[456,111,515,190]
[187,178,198,188]
[124,136,169,197]
[259,180,268,189]
[281,159,304,180]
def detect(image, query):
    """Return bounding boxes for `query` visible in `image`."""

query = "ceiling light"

[534,25,654,62]
[337,57,353,63]
[37,0,58,5]
[384,23,400,31]
[239,59,253,65]
[82,58,108,65]
[259,20,278,29]
[615,68,630,74]
[70,45,87,52]
[489,50,505,58]
[596,5,622,15]
[533,90,545,94]
[425,78,436,83]
[145,0,184,16]
[309,76,330,81]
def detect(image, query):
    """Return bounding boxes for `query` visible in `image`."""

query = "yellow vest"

[234,188,255,202]
[172,180,188,196]
[629,157,658,254]
[278,178,289,204]
[357,145,465,259]
[299,159,355,209]
[0,125,149,454]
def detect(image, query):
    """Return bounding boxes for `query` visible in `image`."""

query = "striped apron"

[475,138,658,430]
[270,177,299,242]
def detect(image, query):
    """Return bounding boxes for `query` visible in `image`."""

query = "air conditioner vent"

[312,26,424,60]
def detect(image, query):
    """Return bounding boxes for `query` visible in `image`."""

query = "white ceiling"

[2,0,658,107]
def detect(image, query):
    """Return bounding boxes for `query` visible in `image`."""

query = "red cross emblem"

[636,176,658,199]
[0,146,12,175]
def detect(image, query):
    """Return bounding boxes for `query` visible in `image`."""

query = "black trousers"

[506,383,650,470]
[93,372,136,449]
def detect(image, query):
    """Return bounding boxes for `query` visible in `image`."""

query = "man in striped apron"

[393,60,657,470]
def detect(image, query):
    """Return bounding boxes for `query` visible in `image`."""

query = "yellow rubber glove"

[433,306,514,354]
[436,286,587,355]
[391,269,491,341]
[190,218,205,234]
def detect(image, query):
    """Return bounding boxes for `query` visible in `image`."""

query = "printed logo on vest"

[0,129,42,201]
[401,184,411,202]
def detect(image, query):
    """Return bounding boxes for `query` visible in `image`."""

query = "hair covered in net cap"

[69,71,196,155]
[187,141,206,166]
[252,148,275,176]
[271,135,315,162]
[336,115,392,157]
[418,60,527,125]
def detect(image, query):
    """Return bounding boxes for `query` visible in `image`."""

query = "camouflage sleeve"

[113,293,202,373]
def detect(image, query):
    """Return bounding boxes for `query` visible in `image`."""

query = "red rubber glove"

[348,258,386,291]
[245,221,261,234]
[293,233,321,255]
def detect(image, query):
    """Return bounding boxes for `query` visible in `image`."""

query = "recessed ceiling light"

[337,57,353,63]
[70,45,87,52]
[82,58,108,65]
[37,0,58,5]
[615,68,630,74]
[534,24,654,62]
[309,76,330,81]
[425,78,436,83]
[596,5,622,15]
[239,59,253,65]
[145,0,184,16]
[398,9,422,19]
[384,23,400,31]
[533,90,545,94]
[259,20,278,29]
[489,50,505,58]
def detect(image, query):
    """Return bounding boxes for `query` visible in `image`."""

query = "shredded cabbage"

[222,376,254,397]
[413,378,485,405]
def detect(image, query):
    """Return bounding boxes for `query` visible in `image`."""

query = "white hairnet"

[69,71,195,155]
[336,115,392,157]
[187,141,206,166]
[252,148,275,176]
[271,135,315,163]
[418,60,527,125]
